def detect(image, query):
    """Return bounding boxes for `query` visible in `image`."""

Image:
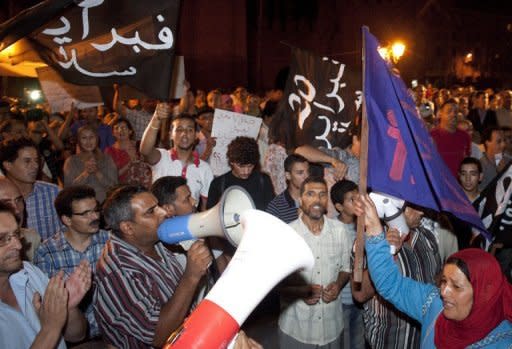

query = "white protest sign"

[210,109,262,176]
[36,66,103,113]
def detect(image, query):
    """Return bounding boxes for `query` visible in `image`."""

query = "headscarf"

[435,248,512,348]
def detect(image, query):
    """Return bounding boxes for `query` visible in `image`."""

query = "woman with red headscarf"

[356,194,512,348]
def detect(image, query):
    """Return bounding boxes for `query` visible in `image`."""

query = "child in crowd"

[331,179,365,349]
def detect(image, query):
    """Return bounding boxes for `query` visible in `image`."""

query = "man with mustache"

[279,176,352,349]
[0,202,91,349]
[34,185,109,340]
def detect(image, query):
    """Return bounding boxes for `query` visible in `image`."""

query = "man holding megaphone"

[94,185,213,348]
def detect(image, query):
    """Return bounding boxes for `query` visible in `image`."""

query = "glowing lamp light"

[29,90,42,101]
[391,42,405,61]
[377,41,406,64]
[464,52,473,64]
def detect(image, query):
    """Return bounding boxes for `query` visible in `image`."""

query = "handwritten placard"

[36,66,103,113]
[210,109,262,176]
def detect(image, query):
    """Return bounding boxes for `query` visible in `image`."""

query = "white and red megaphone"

[369,191,409,254]
[163,209,315,349]
[158,186,255,246]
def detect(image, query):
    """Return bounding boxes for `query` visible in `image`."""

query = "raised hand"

[154,103,171,121]
[354,194,383,237]
[386,228,403,253]
[65,260,92,309]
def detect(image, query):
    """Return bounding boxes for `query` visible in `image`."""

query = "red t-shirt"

[430,127,471,177]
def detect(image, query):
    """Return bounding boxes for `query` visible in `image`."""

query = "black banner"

[1,0,181,99]
[474,161,512,246]
[282,47,361,149]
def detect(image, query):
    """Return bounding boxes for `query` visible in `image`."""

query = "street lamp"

[377,41,406,64]
[391,42,405,62]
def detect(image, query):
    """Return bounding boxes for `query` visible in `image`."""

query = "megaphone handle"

[205,238,221,285]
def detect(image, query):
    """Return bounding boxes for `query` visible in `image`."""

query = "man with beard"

[279,176,351,349]
[34,185,109,339]
[0,202,91,349]
[140,104,213,211]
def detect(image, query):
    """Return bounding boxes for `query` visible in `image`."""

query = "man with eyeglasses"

[0,177,40,261]
[0,202,91,349]
[34,185,109,340]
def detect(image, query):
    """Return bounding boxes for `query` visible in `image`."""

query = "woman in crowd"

[356,194,512,348]
[105,118,152,188]
[63,124,118,203]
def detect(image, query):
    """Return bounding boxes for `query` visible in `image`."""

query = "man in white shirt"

[140,104,213,211]
[279,176,351,348]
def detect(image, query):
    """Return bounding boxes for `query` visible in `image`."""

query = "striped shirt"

[25,181,63,241]
[33,229,110,338]
[362,226,442,349]
[94,236,184,349]
[266,189,299,224]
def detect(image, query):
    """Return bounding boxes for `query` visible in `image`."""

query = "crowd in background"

[0,80,511,349]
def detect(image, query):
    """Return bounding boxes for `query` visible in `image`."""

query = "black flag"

[282,47,361,149]
[1,0,181,99]
[474,161,512,246]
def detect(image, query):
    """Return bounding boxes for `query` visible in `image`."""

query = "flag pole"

[354,26,370,283]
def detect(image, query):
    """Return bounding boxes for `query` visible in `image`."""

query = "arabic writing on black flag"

[474,162,512,246]
[28,0,181,99]
[282,48,362,149]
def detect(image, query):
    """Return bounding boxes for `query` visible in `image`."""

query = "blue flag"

[363,27,486,233]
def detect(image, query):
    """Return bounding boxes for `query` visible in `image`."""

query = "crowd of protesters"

[0,81,510,349]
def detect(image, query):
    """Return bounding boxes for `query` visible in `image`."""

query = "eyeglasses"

[0,230,22,247]
[72,208,101,217]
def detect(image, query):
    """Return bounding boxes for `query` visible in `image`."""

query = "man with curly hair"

[206,136,274,210]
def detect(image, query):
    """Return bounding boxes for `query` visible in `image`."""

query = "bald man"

[0,177,40,261]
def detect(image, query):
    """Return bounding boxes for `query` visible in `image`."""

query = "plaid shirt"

[33,228,110,338]
[25,181,63,241]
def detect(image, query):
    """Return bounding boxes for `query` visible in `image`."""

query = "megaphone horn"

[164,209,315,349]
[158,186,255,246]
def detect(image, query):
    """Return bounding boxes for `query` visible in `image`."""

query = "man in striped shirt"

[266,154,309,224]
[94,185,212,349]
[353,203,442,349]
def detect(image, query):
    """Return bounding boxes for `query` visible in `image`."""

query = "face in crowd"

[300,180,328,220]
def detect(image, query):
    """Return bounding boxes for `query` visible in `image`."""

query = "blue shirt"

[34,228,110,338]
[365,233,512,348]
[0,262,66,349]
[25,181,63,241]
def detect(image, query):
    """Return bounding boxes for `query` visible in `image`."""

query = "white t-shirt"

[152,148,214,202]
